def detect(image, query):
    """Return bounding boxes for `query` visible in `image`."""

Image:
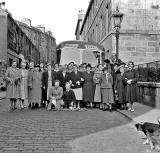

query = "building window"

[102,13,107,38]
[93,29,95,42]
[95,23,98,42]
[106,5,109,34]
[100,15,103,40]
[108,3,112,32]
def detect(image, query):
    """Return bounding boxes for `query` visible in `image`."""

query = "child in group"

[100,66,114,111]
[62,82,76,110]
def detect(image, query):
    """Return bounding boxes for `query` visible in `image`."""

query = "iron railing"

[137,61,160,82]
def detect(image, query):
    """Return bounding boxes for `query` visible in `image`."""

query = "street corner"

[69,122,153,153]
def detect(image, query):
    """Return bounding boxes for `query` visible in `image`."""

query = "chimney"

[78,10,85,20]
[0,2,5,9]
[46,30,52,36]
[36,25,45,33]
[22,18,31,27]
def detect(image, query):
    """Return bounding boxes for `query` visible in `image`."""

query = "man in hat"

[57,66,70,91]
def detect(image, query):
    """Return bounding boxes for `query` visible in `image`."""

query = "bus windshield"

[57,40,105,66]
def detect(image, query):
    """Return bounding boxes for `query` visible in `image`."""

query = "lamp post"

[112,6,124,62]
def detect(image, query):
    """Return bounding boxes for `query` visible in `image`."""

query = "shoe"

[130,109,134,112]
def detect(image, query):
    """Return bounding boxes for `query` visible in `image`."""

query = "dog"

[148,128,160,151]
[135,120,160,150]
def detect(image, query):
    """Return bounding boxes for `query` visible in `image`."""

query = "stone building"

[0,7,40,66]
[17,19,57,65]
[80,0,160,65]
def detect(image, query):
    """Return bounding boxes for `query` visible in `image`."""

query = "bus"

[56,40,105,66]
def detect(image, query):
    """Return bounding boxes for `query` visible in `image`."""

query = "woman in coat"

[69,64,84,109]
[5,61,21,111]
[123,61,138,112]
[82,64,95,108]
[100,66,114,111]
[93,64,103,108]
[19,61,28,109]
[114,65,126,110]
[47,80,63,111]
[28,64,42,108]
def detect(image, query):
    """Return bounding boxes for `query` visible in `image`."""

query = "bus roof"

[57,40,105,51]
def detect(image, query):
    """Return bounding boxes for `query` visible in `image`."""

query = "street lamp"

[112,6,124,62]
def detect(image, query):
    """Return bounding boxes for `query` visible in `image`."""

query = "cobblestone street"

[0,99,131,153]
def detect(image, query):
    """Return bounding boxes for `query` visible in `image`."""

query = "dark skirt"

[101,88,114,104]
[42,88,47,101]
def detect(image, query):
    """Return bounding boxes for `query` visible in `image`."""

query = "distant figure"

[53,63,60,79]
[82,64,95,108]
[28,62,34,107]
[62,82,76,109]
[114,65,126,109]
[69,64,84,109]
[28,64,42,108]
[100,66,114,111]
[57,66,70,91]
[123,61,139,112]
[93,64,103,108]
[19,61,28,109]
[5,61,21,111]
[48,80,63,111]
[41,63,56,107]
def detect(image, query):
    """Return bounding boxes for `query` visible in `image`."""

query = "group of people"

[5,59,138,112]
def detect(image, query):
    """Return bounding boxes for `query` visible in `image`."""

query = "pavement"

[0,98,131,153]
[117,102,160,124]
[69,103,160,153]
[0,92,160,153]
[0,91,6,100]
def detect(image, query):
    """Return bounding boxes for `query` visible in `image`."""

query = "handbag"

[51,99,56,106]
[59,100,64,106]
[114,90,119,101]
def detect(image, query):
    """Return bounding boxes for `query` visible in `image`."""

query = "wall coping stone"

[138,82,160,88]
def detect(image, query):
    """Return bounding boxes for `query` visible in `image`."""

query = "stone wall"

[118,33,160,65]
[137,82,160,109]
[113,0,160,64]
[18,23,57,64]
[113,0,160,31]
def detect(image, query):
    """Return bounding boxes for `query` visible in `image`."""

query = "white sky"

[3,0,89,44]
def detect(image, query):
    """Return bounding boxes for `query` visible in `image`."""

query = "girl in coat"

[100,66,114,111]
[5,61,21,111]
[123,61,138,112]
